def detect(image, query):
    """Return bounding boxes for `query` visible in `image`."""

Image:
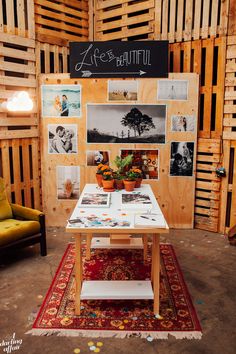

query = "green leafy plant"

[113,154,133,174]
[125,168,143,181]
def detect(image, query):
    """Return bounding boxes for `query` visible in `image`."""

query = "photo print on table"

[170,142,194,176]
[41,84,81,117]
[48,124,77,154]
[86,150,110,166]
[120,149,159,180]
[121,193,153,209]
[57,166,80,200]
[78,192,110,208]
[157,80,188,100]
[108,80,138,101]
[87,104,166,144]
[171,115,195,132]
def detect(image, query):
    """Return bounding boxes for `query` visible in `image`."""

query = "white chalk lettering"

[0,334,22,353]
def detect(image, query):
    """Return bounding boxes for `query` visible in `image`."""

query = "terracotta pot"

[96,173,103,187]
[114,179,124,190]
[123,179,136,192]
[102,179,114,190]
[135,177,142,188]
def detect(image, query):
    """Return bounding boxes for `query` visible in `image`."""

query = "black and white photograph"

[121,149,159,180]
[170,142,194,176]
[87,104,166,144]
[48,124,77,154]
[41,84,81,117]
[78,192,110,208]
[108,80,138,101]
[157,80,188,100]
[171,115,195,132]
[56,166,80,200]
[121,193,152,209]
[86,150,110,166]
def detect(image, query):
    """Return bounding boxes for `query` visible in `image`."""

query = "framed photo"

[157,80,188,100]
[87,104,166,144]
[86,150,110,166]
[108,80,138,101]
[120,193,153,210]
[120,149,159,180]
[41,84,81,117]
[170,142,194,176]
[56,166,80,200]
[171,115,195,132]
[78,192,110,208]
[48,124,77,154]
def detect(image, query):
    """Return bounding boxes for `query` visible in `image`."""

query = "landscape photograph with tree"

[87,104,166,143]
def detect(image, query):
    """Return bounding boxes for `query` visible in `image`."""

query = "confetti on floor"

[96,342,103,347]
[146,335,153,342]
[88,342,94,347]
[74,349,80,354]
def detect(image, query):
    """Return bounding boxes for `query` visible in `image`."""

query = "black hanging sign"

[69,41,168,78]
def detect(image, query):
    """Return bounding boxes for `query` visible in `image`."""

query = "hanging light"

[6,91,33,112]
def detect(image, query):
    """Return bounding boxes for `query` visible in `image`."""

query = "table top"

[66,184,169,234]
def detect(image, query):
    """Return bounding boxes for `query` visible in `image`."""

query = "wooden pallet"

[35,0,89,46]
[94,0,229,42]
[170,37,226,139]
[36,42,70,74]
[194,138,222,232]
[220,35,236,233]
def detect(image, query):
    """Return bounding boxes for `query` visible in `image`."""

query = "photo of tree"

[87,104,166,144]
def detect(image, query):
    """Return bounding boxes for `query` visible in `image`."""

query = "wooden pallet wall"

[34,0,89,46]
[0,0,40,209]
[220,35,236,233]
[94,0,229,42]
[36,43,70,74]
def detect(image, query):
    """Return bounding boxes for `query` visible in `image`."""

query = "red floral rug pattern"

[29,243,202,339]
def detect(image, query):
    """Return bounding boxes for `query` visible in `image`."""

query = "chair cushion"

[0,178,13,220]
[0,219,40,247]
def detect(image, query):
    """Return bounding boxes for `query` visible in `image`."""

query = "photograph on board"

[48,124,77,154]
[120,149,159,180]
[170,142,194,176]
[171,115,195,132]
[86,151,110,166]
[157,80,188,100]
[108,80,138,101]
[57,166,80,200]
[41,84,81,117]
[87,104,166,144]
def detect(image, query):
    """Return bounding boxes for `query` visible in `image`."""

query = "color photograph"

[56,166,80,200]
[78,192,110,208]
[48,124,77,154]
[171,115,195,132]
[108,80,138,101]
[121,193,152,209]
[170,142,194,176]
[121,149,159,180]
[86,150,110,166]
[157,80,188,100]
[87,104,166,144]
[41,84,81,117]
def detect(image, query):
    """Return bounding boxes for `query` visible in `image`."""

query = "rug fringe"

[25,329,202,340]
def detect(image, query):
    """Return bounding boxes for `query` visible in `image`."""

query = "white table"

[66,183,169,315]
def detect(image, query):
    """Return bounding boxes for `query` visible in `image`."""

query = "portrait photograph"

[87,104,166,144]
[108,80,138,101]
[157,80,188,100]
[56,166,80,200]
[120,149,159,180]
[41,84,81,117]
[171,115,195,132]
[86,150,110,166]
[170,141,194,176]
[48,124,77,154]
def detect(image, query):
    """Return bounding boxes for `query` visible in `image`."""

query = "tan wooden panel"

[34,0,89,20]
[0,32,35,47]
[17,0,26,37]
[35,16,89,37]
[6,0,15,34]
[0,129,39,140]
[11,139,22,204]
[0,76,37,88]
[184,0,193,41]
[0,46,36,61]
[31,138,41,210]
[40,73,198,228]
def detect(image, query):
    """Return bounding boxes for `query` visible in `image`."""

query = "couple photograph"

[41,84,81,118]
[48,124,78,154]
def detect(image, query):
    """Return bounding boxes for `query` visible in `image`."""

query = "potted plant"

[123,169,137,192]
[96,163,109,187]
[102,170,114,190]
[132,168,143,188]
[113,154,133,175]
[113,171,125,190]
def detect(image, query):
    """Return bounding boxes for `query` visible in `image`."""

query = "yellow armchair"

[0,178,47,256]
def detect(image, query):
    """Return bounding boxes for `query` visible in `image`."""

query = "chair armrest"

[10,203,43,222]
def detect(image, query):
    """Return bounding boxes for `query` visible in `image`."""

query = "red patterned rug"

[27,243,202,339]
